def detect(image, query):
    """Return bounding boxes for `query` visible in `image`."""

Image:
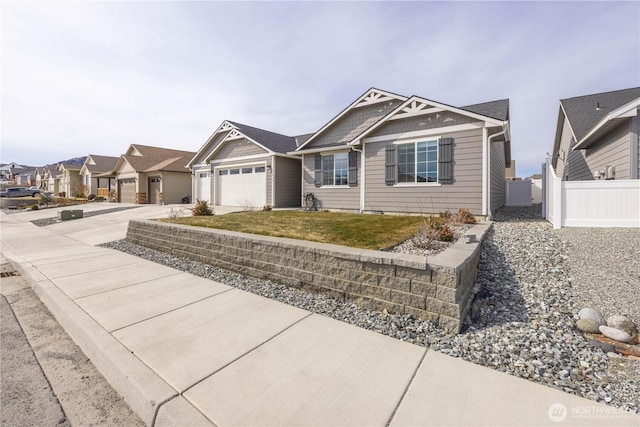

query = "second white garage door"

[217,165,266,207]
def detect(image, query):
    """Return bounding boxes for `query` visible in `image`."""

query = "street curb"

[2,248,179,426]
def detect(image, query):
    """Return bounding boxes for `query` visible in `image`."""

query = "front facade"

[552,87,640,181]
[58,162,84,197]
[293,88,511,217]
[80,154,119,197]
[113,144,195,204]
[188,121,304,208]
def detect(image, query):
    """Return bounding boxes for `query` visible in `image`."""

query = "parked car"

[0,179,9,185]
[0,187,41,197]
[28,186,39,191]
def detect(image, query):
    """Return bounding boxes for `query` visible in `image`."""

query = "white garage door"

[118,179,135,204]
[196,172,211,202]
[217,165,266,207]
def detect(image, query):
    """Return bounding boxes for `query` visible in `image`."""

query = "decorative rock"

[576,318,601,334]
[587,340,616,354]
[599,325,632,343]
[578,308,605,325]
[606,315,638,337]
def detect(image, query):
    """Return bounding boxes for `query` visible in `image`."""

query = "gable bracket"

[354,91,397,108]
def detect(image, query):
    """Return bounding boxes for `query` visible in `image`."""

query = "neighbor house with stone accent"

[187,121,309,208]
[79,154,119,198]
[551,87,640,181]
[292,88,511,217]
[112,144,195,204]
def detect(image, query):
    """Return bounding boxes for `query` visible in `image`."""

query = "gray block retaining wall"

[126,220,491,332]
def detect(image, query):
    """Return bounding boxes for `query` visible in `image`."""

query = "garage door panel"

[119,179,135,204]
[217,166,266,207]
[196,172,211,202]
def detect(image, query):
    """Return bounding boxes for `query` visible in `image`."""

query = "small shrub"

[30,204,39,211]
[95,196,105,202]
[87,194,96,201]
[191,199,213,216]
[76,191,85,198]
[167,206,186,218]
[439,210,452,219]
[454,208,477,224]
[59,191,66,198]
[241,199,256,212]
[39,192,52,206]
[436,223,455,241]
[262,205,272,212]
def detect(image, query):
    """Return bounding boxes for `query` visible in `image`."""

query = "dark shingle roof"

[561,87,640,141]
[227,121,299,153]
[461,99,510,121]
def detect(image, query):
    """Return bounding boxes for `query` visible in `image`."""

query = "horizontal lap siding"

[556,117,575,180]
[274,157,302,208]
[303,154,359,210]
[214,138,267,159]
[161,172,192,204]
[578,120,631,180]
[490,140,506,212]
[364,128,484,215]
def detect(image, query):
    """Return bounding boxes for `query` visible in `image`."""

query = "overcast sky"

[1,1,638,178]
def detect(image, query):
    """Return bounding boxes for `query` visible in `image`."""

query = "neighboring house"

[15,169,36,186]
[35,166,48,189]
[292,88,511,217]
[551,87,640,181]
[113,144,195,204]
[187,121,307,208]
[58,162,84,197]
[0,162,24,180]
[45,165,62,195]
[80,154,119,197]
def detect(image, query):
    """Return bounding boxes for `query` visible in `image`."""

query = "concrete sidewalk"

[1,205,638,426]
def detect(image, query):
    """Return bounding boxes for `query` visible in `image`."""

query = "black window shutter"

[438,137,454,184]
[348,151,358,186]
[385,145,396,186]
[314,154,322,187]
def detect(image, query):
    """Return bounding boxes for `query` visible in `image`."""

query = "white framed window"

[242,167,253,174]
[397,140,438,183]
[219,170,228,176]
[322,152,348,186]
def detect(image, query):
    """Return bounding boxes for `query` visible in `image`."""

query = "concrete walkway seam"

[384,347,429,427]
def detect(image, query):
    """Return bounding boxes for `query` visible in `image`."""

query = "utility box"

[58,209,83,221]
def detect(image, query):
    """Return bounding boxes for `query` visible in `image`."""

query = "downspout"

[486,127,508,220]
[351,145,364,213]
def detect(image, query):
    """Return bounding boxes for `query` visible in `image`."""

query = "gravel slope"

[101,204,639,414]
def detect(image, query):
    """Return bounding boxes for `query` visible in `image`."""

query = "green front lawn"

[161,211,433,250]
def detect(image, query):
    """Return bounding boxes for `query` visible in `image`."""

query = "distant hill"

[56,156,87,165]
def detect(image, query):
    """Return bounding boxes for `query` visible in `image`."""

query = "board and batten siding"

[211,156,272,206]
[273,156,302,208]
[161,171,192,204]
[571,120,632,181]
[305,101,402,148]
[490,139,506,212]
[302,152,360,210]
[363,128,484,215]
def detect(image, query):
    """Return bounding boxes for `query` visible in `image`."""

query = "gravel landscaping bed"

[31,206,142,227]
[100,204,639,414]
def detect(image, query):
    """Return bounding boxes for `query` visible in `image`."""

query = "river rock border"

[126,219,491,332]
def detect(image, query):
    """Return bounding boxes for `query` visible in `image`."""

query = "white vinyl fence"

[543,159,640,228]
[506,180,532,206]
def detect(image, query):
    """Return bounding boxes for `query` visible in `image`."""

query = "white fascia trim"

[574,98,640,150]
[290,146,353,155]
[273,153,301,160]
[204,132,274,163]
[187,120,237,168]
[295,88,408,151]
[387,107,445,120]
[482,127,488,216]
[362,122,485,144]
[210,153,270,165]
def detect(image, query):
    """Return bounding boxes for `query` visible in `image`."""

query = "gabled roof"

[84,155,119,173]
[296,88,408,151]
[560,87,640,149]
[116,144,195,173]
[188,120,303,168]
[227,121,299,153]
[461,99,510,121]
